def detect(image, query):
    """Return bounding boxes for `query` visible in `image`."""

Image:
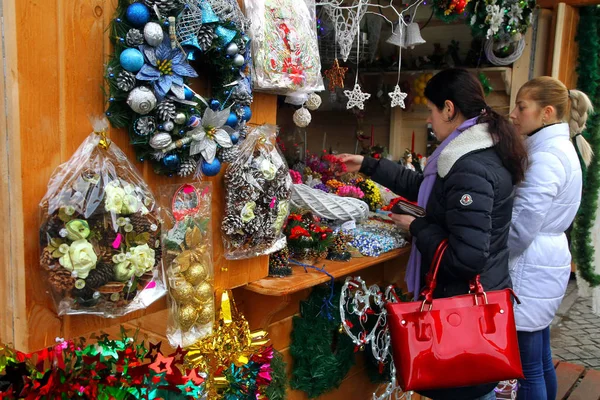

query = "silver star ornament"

[388,85,408,108]
[344,83,371,110]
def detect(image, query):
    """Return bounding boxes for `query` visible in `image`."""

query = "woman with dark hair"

[339,68,527,400]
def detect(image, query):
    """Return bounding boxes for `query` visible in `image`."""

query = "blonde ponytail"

[569,89,594,167]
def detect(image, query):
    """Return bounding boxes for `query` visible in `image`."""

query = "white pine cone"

[144,0,182,14]
[198,25,217,51]
[126,29,144,47]
[135,116,156,136]
[156,100,177,121]
[178,159,197,177]
[117,71,136,92]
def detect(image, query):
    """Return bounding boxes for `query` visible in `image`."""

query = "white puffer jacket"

[509,123,582,332]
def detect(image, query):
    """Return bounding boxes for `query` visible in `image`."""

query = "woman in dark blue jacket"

[339,69,528,400]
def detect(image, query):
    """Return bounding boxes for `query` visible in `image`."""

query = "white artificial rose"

[59,239,97,279]
[260,159,277,181]
[105,185,126,213]
[241,201,256,223]
[122,194,140,215]
[128,244,155,276]
[114,261,135,281]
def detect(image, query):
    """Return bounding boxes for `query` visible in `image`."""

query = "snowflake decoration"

[508,3,523,26]
[344,83,371,110]
[388,85,407,109]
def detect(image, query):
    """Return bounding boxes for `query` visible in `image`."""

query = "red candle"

[411,131,415,153]
[371,125,374,147]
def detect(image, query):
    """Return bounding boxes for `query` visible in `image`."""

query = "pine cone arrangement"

[40,248,56,271]
[178,158,197,177]
[85,263,115,290]
[117,71,136,92]
[130,212,152,233]
[156,100,177,121]
[197,25,217,51]
[222,215,243,236]
[144,0,182,14]
[126,29,144,47]
[218,146,242,164]
[49,269,75,294]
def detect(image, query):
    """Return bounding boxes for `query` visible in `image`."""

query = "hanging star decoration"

[324,58,348,91]
[344,83,371,110]
[388,85,408,109]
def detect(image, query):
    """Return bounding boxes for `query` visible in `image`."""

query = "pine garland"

[290,285,356,398]
[265,350,288,400]
[571,6,600,286]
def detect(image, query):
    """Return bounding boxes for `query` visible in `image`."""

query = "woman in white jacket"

[509,76,594,400]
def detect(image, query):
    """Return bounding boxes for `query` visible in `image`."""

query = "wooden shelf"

[245,247,411,296]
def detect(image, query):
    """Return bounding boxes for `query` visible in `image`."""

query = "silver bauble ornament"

[233,54,245,67]
[126,86,157,115]
[149,132,173,149]
[163,121,175,131]
[174,112,186,124]
[226,43,239,56]
[144,22,164,47]
[305,93,322,111]
[293,107,311,128]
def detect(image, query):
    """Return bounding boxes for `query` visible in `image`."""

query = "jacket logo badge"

[460,194,473,206]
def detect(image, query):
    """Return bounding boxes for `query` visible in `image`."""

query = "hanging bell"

[386,23,405,48]
[405,22,426,49]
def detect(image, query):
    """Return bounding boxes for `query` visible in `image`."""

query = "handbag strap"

[421,239,484,304]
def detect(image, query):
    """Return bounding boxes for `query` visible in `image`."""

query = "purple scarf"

[405,117,479,299]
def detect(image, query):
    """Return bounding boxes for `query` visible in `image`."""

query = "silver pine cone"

[135,116,156,136]
[198,25,217,51]
[219,145,242,163]
[117,71,136,92]
[178,158,197,177]
[156,100,177,121]
[126,29,144,46]
[144,0,182,14]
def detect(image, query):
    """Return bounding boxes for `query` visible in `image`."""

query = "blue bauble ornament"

[225,112,238,128]
[162,154,181,170]
[120,48,144,72]
[184,87,194,100]
[201,159,221,176]
[209,99,221,111]
[230,131,240,144]
[126,3,151,27]
[242,106,252,122]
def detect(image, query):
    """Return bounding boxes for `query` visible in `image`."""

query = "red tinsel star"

[169,347,188,367]
[145,342,162,363]
[149,353,174,376]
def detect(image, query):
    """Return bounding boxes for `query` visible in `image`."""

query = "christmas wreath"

[105,0,253,177]
[572,6,600,286]
[466,0,536,47]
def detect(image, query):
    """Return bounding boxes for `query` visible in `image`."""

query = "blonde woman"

[509,77,593,400]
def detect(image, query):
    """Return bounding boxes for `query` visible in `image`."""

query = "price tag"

[341,220,356,231]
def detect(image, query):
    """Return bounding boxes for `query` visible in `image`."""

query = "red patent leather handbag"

[385,240,524,392]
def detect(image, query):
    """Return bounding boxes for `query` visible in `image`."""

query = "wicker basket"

[290,184,369,222]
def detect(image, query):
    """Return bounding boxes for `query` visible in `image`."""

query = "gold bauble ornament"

[194,281,213,304]
[178,304,198,330]
[171,279,194,303]
[197,302,214,324]
[184,263,208,286]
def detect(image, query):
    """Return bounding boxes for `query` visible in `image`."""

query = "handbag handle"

[420,239,485,306]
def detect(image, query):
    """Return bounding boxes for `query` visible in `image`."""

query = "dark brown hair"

[424,68,527,183]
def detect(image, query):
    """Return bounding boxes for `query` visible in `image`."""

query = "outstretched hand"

[389,213,416,232]
[337,153,364,173]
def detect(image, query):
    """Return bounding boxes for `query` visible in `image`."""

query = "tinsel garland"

[571,6,600,286]
[290,285,356,398]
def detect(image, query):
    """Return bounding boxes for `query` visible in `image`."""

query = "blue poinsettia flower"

[136,38,198,99]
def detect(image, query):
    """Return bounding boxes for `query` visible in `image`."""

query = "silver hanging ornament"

[174,112,186,124]
[305,93,322,111]
[144,22,164,47]
[293,107,311,128]
[226,42,239,55]
[163,120,175,131]
[126,29,144,47]
[135,116,156,136]
[149,132,173,149]
[233,54,245,67]
[126,86,157,115]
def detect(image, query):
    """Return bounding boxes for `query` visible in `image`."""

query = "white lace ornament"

[345,83,371,110]
[305,93,322,111]
[388,85,407,109]
[293,107,312,127]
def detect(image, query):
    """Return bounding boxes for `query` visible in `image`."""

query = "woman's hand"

[389,213,416,232]
[337,154,364,173]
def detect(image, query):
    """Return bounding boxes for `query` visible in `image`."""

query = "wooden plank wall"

[550,3,580,87]
[1,0,271,351]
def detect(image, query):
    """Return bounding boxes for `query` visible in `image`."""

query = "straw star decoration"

[324,59,348,91]
[388,85,408,108]
[344,83,371,110]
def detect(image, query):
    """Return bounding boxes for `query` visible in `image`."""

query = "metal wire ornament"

[208,0,249,30]
[176,1,203,46]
